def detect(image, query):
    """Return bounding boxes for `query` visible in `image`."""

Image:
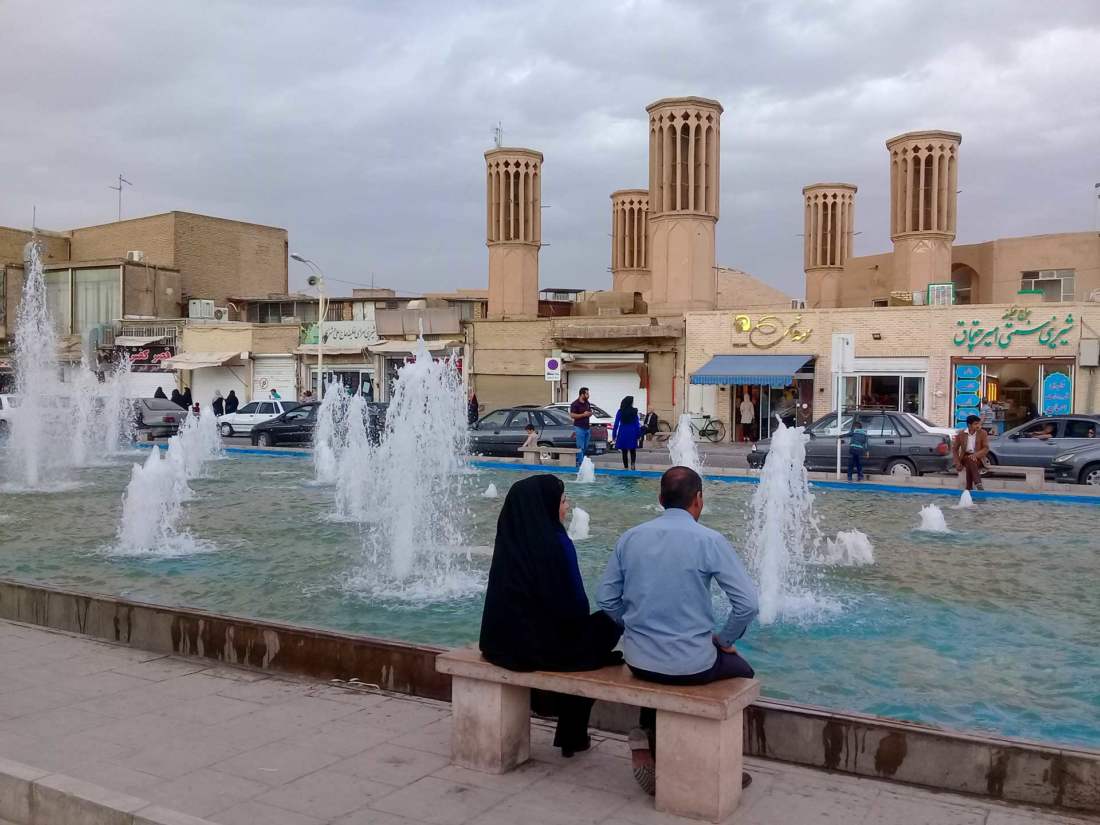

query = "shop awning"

[114,335,165,347]
[294,344,370,356]
[368,339,460,354]
[160,351,240,371]
[690,354,814,388]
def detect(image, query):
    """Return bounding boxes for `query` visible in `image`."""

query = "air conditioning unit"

[188,299,215,319]
[212,306,230,321]
[1087,289,1100,302]
[126,250,145,263]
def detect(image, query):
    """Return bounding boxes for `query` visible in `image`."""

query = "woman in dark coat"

[467,392,480,426]
[211,390,225,417]
[224,390,239,414]
[480,475,622,757]
[169,389,186,409]
[153,387,167,400]
[181,387,193,408]
[612,395,642,471]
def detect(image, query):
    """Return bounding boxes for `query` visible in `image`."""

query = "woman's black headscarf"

[170,389,185,408]
[153,387,167,399]
[480,474,590,671]
[619,395,637,418]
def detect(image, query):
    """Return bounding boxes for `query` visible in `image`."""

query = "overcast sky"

[3,0,1099,298]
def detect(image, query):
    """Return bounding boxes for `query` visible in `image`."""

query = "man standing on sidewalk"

[953,414,989,492]
[569,387,593,467]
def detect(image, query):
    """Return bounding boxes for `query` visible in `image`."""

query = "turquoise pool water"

[1,452,1098,749]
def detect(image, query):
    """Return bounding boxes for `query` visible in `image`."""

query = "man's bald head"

[660,466,703,511]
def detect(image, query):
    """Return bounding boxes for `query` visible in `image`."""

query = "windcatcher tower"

[646,97,722,314]
[486,147,542,319]
[610,189,650,299]
[887,130,961,295]
[803,183,857,308]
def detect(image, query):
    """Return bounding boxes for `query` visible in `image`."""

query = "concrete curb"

[0,756,215,825]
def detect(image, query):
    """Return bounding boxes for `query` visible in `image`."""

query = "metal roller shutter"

[252,355,298,401]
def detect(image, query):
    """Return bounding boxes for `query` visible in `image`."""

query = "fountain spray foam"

[567,506,590,540]
[334,392,376,521]
[313,379,347,484]
[746,419,826,624]
[668,413,702,473]
[916,504,952,533]
[575,456,596,483]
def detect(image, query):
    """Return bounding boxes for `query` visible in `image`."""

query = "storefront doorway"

[313,367,376,400]
[952,359,1074,433]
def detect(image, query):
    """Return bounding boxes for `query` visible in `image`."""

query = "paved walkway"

[0,620,1092,825]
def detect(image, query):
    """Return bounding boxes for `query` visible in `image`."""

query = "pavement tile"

[43,670,158,699]
[865,789,989,825]
[370,775,511,825]
[466,777,631,825]
[213,742,342,787]
[83,712,215,749]
[0,706,114,739]
[333,810,433,825]
[388,717,454,757]
[351,700,451,734]
[280,717,398,758]
[330,743,451,787]
[107,657,211,682]
[72,687,191,719]
[59,759,164,795]
[214,799,326,825]
[159,694,265,725]
[212,677,309,705]
[248,696,363,729]
[303,684,394,707]
[143,768,268,818]
[259,767,399,819]
[736,784,876,825]
[0,685,84,716]
[114,737,244,780]
[430,760,559,793]
[552,748,650,799]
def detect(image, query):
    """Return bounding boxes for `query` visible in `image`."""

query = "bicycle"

[691,414,727,443]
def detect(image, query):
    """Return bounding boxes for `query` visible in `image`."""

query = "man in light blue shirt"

[597,466,758,794]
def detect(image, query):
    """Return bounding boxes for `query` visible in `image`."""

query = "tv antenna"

[492,122,503,148]
[109,174,132,221]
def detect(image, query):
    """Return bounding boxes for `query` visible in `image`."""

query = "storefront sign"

[302,321,380,345]
[953,363,982,426]
[952,306,1075,353]
[1042,371,1072,415]
[120,345,174,373]
[733,314,812,349]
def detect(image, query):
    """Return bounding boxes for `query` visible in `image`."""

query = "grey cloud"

[1,0,1097,298]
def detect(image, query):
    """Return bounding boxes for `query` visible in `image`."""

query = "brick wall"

[687,303,1100,427]
[70,214,176,269]
[174,212,287,304]
[0,227,69,266]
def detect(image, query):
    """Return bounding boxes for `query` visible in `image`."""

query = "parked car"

[250,401,387,447]
[133,398,184,439]
[543,402,616,429]
[469,407,608,457]
[986,415,1100,474]
[747,409,952,477]
[1049,442,1100,486]
[219,400,300,436]
[0,394,16,436]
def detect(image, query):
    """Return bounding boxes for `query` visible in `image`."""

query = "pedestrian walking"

[568,387,593,467]
[224,390,239,415]
[181,387,193,408]
[468,392,480,426]
[612,395,642,470]
[212,390,225,417]
[847,417,868,481]
[739,393,755,442]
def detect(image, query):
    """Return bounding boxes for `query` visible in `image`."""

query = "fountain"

[821,530,875,566]
[575,456,596,483]
[668,413,702,473]
[113,447,191,555]
[745,419,824,624]
[482,483,498,498]
[313,379,347,484]
[567,506,590,540]
[333,392,375,521]
[917,503,951,533]
[954,490,976,509]
[357,338,469,586]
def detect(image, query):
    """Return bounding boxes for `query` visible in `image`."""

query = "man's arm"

[710,536,759,647]
[596,539,626,626]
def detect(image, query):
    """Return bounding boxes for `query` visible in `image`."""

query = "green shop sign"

[952,305,1075,353]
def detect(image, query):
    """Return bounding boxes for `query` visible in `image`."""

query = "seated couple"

[479,466,760,795]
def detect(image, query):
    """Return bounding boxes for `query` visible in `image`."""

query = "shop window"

[1020,269,1074,302]
[73,267,121,335]
[858,375,900,410]
[902,376,925,415]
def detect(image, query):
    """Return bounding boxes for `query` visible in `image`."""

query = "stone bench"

[436,647,760,823]
[520,446,581,467]
[983,464,1045,489]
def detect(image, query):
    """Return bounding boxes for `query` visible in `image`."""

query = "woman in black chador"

[479,474,622,757]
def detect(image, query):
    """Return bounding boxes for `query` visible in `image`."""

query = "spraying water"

[567,506,590,540]
[313,380,347,484]
[359,338,469,586]
[917,504,951,533]
[954,490,976,509]
[746,419,824,624]
[668,413,702,473]
[821,530,875,566]
[482,482,498,498]
[575,456,596,483]
[334,392,375,521]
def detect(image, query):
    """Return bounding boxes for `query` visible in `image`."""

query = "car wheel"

[985,453,998,466]
[220,423,234,437]
[255,433,271,447]
[885,458,917,478]
[1081,463,1100,486]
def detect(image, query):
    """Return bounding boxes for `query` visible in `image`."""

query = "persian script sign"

[733,314,813,349]
[302,321,380,345]
[952,305,1075,353]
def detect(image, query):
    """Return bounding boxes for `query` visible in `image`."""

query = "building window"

[45,269,72,334]
[871,298,889,308]
[73,267,121,335]
[951,266,975,305]
[1021,269,1074,302]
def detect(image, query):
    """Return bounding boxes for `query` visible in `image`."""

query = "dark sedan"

[747,409,952,477]
[469,407,608,457]
[250,402,387,447]
[1048,442,1100,486]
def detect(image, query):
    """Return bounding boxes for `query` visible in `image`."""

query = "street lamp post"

[290,254,326,397]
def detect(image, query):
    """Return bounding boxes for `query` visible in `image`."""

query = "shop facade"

[686,302,1100,438]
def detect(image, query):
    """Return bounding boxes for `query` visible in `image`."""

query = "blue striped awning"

[690,354,814,388]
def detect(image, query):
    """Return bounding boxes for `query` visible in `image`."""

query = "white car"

[0,394,16,436]
[218,400,299,436]
[900,412,957,439]
[543,402,616,429]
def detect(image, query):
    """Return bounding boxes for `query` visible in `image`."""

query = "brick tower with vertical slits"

[610,189,651,301]
[645,97,723,315]
[485,147,543,319]
[803,183,857,308]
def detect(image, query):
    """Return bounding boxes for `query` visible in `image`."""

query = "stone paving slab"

[0,619,1095,825]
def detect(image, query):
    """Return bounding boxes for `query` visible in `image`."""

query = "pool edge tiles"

[0,577,1097,815]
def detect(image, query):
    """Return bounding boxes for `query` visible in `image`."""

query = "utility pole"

[109,174,132,221]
